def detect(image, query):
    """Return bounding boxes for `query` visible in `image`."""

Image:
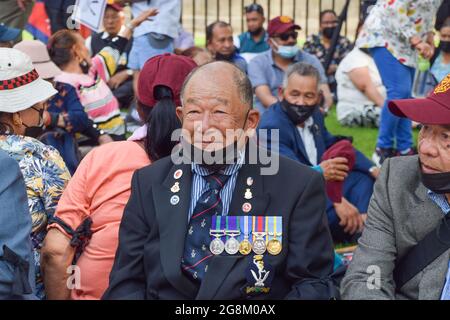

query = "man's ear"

[245,109,260,131]
[175,106,184,123]
[277,87,284,101]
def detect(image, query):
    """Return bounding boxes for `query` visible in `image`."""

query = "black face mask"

[440,41,450,53]
[179,110,249,173]
[322,26,336,39]
[214,52,234,61]
[23,106,44,139]
[80,60,90,74]
[420,164,450,194]
[281,99,316,125]
[249,27,264,37]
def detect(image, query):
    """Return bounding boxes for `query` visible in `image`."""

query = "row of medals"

[209,229,282,256]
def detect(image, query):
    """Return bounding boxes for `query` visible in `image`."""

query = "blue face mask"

[275,43,299,59]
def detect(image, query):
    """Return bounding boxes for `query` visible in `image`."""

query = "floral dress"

[356,0,442,67]
[0,135,71,299]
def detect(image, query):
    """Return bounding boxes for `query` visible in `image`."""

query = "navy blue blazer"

[258,102,373,174]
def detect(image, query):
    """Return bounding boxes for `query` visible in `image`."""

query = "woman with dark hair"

[40,54,197,300]
[0,48,71,299]
[47,8,157,142]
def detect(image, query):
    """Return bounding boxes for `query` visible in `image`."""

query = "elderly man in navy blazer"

[259,62,378,242]
[0,150,35,299]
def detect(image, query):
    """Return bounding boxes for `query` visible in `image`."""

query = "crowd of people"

[0,0,450,301]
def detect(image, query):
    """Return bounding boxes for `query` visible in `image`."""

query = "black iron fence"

[180,0,368,42]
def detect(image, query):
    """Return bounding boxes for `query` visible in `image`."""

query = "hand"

[108,71,129,90]
[327,64,338,75]
[415,42,433,60]
[98,134,114,145]
[369,167,380,179]
[130,8,159,28]
[320,157,349,182]
[334,197,364,235]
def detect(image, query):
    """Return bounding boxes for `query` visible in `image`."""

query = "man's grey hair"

[181,61,253,109]
[282,62,321,89]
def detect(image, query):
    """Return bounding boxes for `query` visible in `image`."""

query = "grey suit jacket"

[0,150,35,299]
[341,155,449,300]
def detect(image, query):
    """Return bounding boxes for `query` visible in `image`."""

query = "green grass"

[324,107,419,159]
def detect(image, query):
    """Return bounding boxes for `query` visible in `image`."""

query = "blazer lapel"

[292,124,311,166]
[196,161,270,299]
[311,119,326,163]
[153,163,199,298]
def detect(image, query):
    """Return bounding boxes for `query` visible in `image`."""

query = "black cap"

[245,3,264,15]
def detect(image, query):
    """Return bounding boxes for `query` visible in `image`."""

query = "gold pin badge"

[171,182,180,193]
[244,188,253,200]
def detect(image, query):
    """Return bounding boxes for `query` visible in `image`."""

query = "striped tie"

[181,173,230,282]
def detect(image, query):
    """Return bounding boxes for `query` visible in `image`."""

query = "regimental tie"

[181,172,230,282]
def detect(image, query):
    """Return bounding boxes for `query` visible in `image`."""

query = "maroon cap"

[138,53,197,108]
[106,3,123,12]
[388,74,450,125]
[321,140,356,203]
[267,16,301,37]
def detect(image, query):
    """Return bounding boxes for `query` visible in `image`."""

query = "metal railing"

[180,0,364,42]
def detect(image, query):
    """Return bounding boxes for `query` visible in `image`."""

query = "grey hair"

[181,61,253,109]
[282,62,321,89]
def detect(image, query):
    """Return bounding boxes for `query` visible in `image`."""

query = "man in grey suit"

[341,74,450,300]
[0,150,35,299]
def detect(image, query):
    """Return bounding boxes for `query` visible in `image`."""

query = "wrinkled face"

[440,26,450,42]
[246,11,265,34]
[418,124,450,174]
[176,64,259,152]
[320,12,338,32]
[208,25,234,57]
[280,73,320,106]
[103,7,123,36]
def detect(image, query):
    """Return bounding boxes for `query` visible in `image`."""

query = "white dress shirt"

[296,117,317,166]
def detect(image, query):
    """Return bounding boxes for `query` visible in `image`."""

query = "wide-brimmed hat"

[0,48,57,113]
[13,40,61,79]
[388,73,450,125]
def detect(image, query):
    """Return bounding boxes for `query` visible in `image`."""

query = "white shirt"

[335,48,387,122]
[296,117,317,166]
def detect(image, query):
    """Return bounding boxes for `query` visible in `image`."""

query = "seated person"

[0,23,21,48]
[234,3,270,63]
[335,47,386,127]
[431,18,450,83]
[206,21,247,73]
[259,62,378,243]
[0,150,35,300]
[341,75,450,300]
[303,10,353,97]
[14,40,113,174]
[85,4,134,109]
[248,16,333,115]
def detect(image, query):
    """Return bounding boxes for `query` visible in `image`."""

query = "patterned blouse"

[356,0,442,67]
[303,34,353,69]
[0,135,71,299]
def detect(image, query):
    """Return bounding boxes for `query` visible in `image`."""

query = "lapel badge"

[246,177,254,186]
[242,202,252,213]
[171,182,180,193]
[244,255,274,296]
[244,188,253,200]
[170,195,180,205]
[174,169,183,180]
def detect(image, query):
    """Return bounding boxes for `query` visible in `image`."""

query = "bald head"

[181,61,253,109]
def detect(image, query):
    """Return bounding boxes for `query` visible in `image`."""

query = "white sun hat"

[0,48,57,113]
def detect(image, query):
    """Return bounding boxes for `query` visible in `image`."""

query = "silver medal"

[210,237,225,255]
[252,234,267,255]
[224,237,240,255]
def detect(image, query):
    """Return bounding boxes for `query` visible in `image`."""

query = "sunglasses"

[275,31,298,41]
